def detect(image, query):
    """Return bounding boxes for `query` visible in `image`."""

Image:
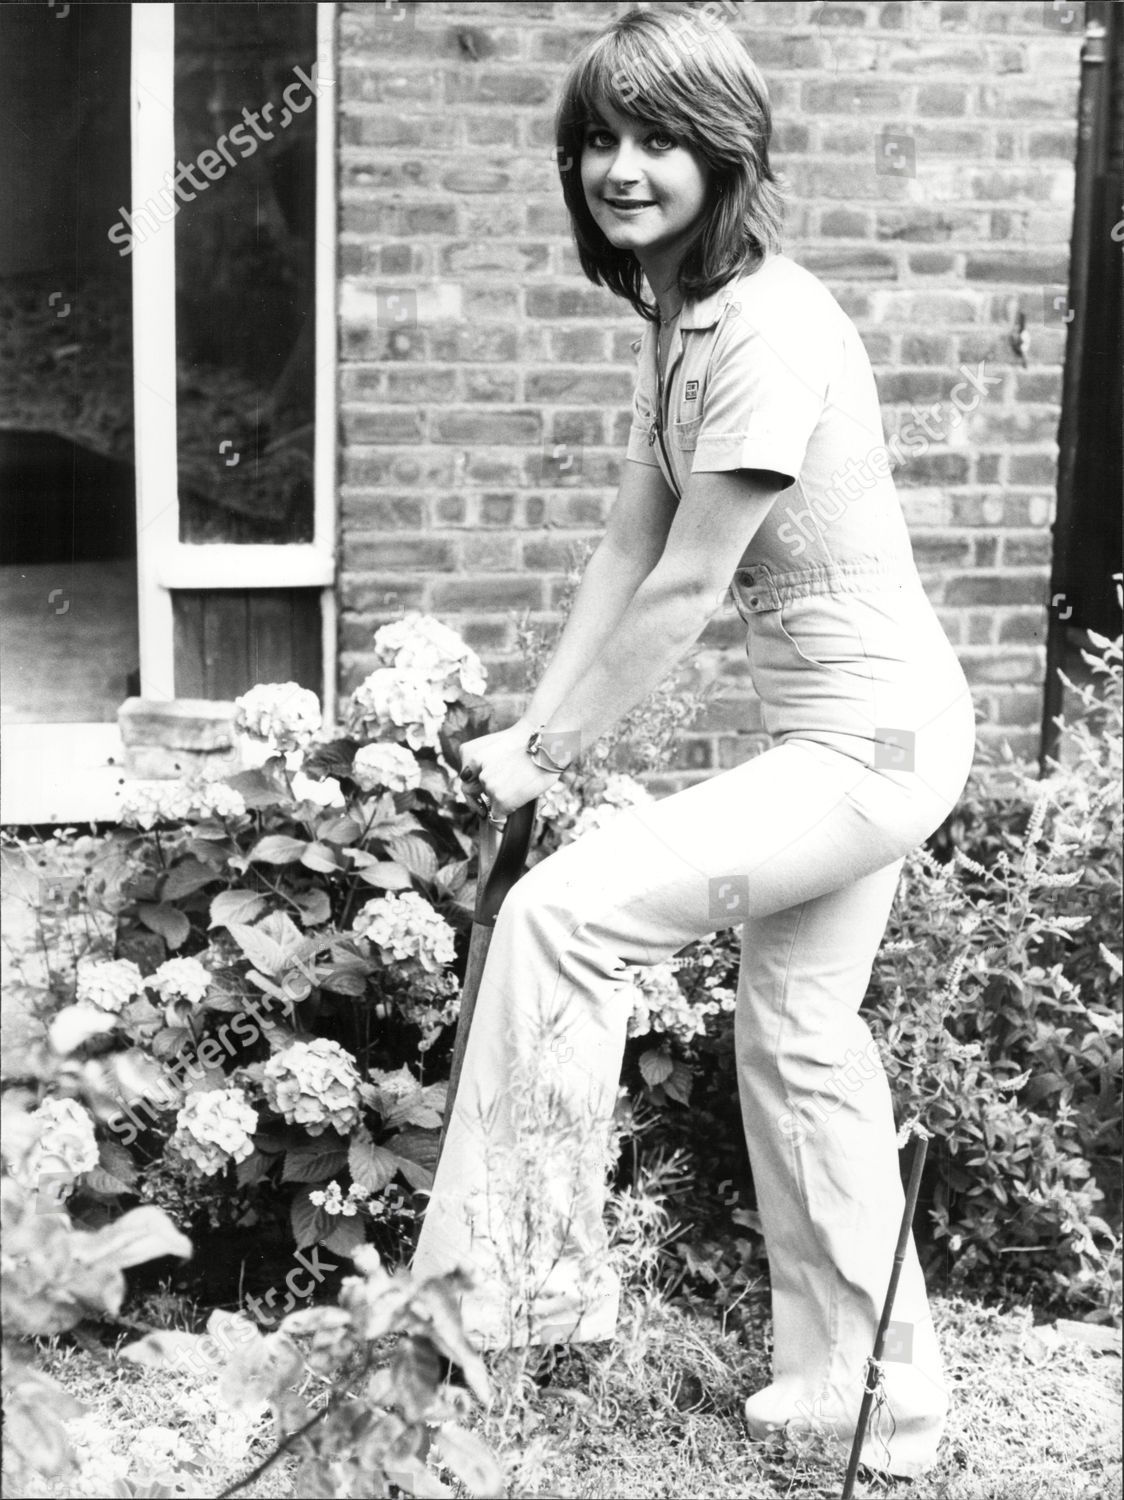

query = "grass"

[5,1288,1120,1500]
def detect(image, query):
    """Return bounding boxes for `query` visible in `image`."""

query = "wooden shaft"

[840,1135,930,1500]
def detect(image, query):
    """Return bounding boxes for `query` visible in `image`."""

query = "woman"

[411,3,975,1480]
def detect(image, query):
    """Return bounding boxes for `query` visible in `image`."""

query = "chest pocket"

[671,415,703,453]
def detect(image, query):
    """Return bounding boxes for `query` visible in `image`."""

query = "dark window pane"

[0,4,139,722]
[173,4,318,545]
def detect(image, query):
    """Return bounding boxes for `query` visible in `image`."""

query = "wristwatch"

[526,725,575,774]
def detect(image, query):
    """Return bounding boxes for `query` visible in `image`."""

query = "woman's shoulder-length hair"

[552,2,785,324]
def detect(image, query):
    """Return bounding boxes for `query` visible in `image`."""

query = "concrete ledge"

[117,698,241,780]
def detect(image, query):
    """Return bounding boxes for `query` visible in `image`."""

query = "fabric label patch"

[685,379,699,401]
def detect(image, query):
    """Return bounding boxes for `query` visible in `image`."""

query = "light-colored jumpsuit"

[411,252,976,1479]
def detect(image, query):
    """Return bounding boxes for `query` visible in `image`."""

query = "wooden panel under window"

[173,588,321,700]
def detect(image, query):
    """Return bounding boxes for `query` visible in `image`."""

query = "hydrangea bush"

[5,608,718,1299]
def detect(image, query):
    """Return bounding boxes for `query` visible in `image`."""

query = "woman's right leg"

[736,861,948,1480]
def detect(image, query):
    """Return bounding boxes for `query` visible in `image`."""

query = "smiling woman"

[409,5,977,1484]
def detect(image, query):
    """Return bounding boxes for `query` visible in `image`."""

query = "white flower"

[195,782,247,819]
[346,667,448,751]
[235,683,322,753]
[76,956,145,1013]
[536,776,583,828]
[352,891,457,976]
[26,1096,100,1183]
[148,956,210,1005]
[169,1087,258,1176]
[372,612,487,701]
[571,773,653,841]
[116,779,195,830]
[262,1038,362,1136]
[290,770,346,808]
[116,777,246,828]
[351,742,422,795]
[309,1178,372,1217]
[625,961,711,1044]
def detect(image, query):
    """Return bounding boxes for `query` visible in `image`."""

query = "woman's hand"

[457,722,561,820]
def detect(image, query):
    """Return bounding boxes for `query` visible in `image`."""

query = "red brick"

[430,577,544,612]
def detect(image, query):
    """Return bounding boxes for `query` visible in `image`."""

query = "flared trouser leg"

[411,736,958,1475]
[735,863,947,1478]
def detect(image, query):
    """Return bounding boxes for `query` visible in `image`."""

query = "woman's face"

[580,100,711,271]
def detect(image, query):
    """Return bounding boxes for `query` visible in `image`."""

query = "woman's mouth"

[604,198,656,215]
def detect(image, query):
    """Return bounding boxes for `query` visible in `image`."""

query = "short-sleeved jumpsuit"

[411,252,976,1479]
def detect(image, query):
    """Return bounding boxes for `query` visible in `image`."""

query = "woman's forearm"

[535,575,712,754]
[515,538,657,731]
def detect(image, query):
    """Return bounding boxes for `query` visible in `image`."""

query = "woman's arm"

[513,458,680,732]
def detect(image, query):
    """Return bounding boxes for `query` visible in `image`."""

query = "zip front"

[649,316,684,500]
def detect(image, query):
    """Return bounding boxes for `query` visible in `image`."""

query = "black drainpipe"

[1039,3,1113,772]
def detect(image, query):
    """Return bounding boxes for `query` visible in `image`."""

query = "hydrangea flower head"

[76,956,145,1013]
[262,1038,362,1136]
[148,956,211,1005]
[351,742,422,795]
[352,891,456,976]
[26,1095,100,1183]
[235,683,322,753]
[626,960,711,1044]
[372,613,487,701]
[169,1087,258,1176]
[345,667,447,751]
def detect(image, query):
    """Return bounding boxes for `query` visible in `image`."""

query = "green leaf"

[348,1127,399,1193]
[300,842,343,874]
[384,1085,445,1132]
[99,1139,138,1186]
[302,737,359,782]
[320,1214,367,1258]
[235,1150,273,1187]
[291,888,332,926]
[638,1048,674,1088]
[247,835,307,865]
[663,1061,694,1105]
[227,911,307,978]
[433,859,470,897]
[82,1166,131,1197]
[210,889,268,929]
[77,1206,192,1271]
[282,1140,350,1184]
[290,1187,333,1250]
[355,859,413,891]
[383,833,439,883]
[161,858,221,902]
[225,767,291,808]
[316,815,363,845]
[137,902,191,951]
[387,1126,439,1190]
[433,1423,505,1499]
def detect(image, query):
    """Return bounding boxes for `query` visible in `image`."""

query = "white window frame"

[132,0,338,718]
[0,3,337,825]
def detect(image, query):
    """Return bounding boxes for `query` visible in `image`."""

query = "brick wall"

[336,0,1084,791]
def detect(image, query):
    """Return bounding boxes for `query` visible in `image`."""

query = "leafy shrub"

[0,604,719,1312]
